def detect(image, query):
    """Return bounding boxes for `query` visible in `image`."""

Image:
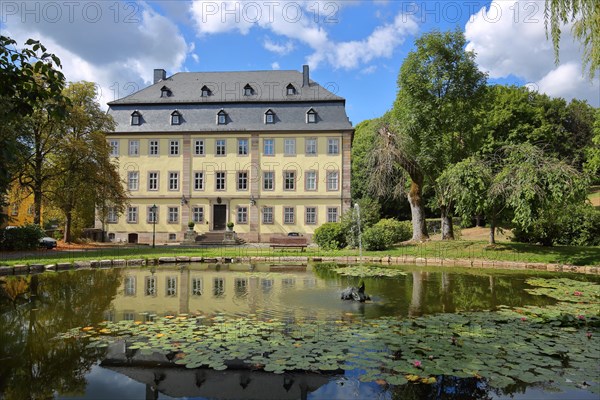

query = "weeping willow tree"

[545,0,600,78]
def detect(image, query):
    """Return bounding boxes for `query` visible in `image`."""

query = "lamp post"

[151,204,157,248]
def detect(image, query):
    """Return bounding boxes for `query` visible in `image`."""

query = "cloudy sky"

[1,0,598,124]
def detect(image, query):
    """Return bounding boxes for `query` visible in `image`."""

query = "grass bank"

[1,240,599,267]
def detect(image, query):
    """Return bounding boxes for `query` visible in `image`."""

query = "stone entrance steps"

[195,231,246,245]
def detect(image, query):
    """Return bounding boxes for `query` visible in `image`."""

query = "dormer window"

[160,86,172,98]
[286,84,296,95]
[244,84,254,96]
[217,110,227,125]
[306,108,317,124]
[171,110,181,125]
[265,109,275,124]
[131,111,141,126]
[201,85,211,97]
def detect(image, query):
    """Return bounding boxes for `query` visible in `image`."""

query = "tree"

[584,108,600,182]
[46,82,126,242]
[440,144,588,245]
[0,36,67,222]
[544,0,599,78]
[370,29,487,241]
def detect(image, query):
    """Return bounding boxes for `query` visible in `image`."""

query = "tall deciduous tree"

[440,144,587,244]
[47,82,126,242]
[0,36,67,222]
[544,0,599,78]
[377,29,487,240]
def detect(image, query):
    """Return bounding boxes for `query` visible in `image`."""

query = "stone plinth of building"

[183,230,197,244]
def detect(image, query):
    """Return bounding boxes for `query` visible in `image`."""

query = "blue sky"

[2,1,598,124]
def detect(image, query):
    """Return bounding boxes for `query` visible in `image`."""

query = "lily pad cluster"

[331,265,407,278]
[57,277,599,395]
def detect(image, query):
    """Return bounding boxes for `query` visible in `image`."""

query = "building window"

[265,109,275,124]
[128,140,139,156]
[328,138,340,155]
[194,139,205,155]
[216,139,226,156]
[160,86,171,98]
[327,207,339,223]
[124,276,136,296]
[145,276,157,296]
[244,84,254,96]
[262,206,273,224]
[216,171,226,191]
[171,111,181,125]
[148,172,159,191]
[108,233,116,241]
[109,140,119,156]
[128,171,139,191]
[168,207,179,223]
[192,278,203,295]
[193,207,204,223]
[284,138,296,155]
[166,276,177,296]
[305,171,317,191]
[213,277,225,297]
[235,278,248,296]
[305,138,317,155]
[305,207,317,225]
[263,138,274,155]
[284,171,296,190]
[147,206,158,223]
[306,108,317,123]
[124,311,135,321]
[169,172,179,191]
[286,84,296,95]
[263,171,274,191]
[327,171,339,191]
[169,140,179,155]
[201,85,211,97]
[237,139,248,155]
[237,171,248,191]
[217,110,227,125]
[237,206,248,224]
[131,111,141,126]
[107,207,118,223]
[149,140,159,156]
[127,206,138,223]
[284,207,295,224]
[194,172,204,191]
[169,233,177,241]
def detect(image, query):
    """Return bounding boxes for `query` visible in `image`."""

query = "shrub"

[512,204,600,246]
[361,219,412,251]
[313,223,346,250]
[0,224,45,251]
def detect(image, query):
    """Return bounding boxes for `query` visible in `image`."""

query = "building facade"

[100,66,353,244]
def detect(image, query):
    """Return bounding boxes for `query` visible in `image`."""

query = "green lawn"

[589,185,600,208]
[2,240,599,267]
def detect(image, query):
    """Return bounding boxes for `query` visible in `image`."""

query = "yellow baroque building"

[98,66,353,244]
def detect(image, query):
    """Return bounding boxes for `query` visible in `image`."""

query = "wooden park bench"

[269,236,308,251]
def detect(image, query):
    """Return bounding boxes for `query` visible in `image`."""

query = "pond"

[0,263,598,399]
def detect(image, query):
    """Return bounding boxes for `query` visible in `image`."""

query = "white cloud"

[465,0,598,106]
[271,62,281,70]
[361,65,377,74]
[264,38,295,55]
[189,1,418,70]
[4,2,189,108]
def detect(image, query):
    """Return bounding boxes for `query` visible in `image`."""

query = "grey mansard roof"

[107,69,352,133]
[108,70,344,105]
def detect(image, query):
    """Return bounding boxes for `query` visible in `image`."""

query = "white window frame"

[305,138,317,155]
[107,207,118,223]
[193,206,204,223]
[171,111,181,125]
[263,171,274,191]
[124,276,136,296]
[168,207,179,223]
[305,170,317,191]
[168,172,179,191]
[262,206,273,224]
[194,171,204,191]
[128,140,140,156]
[328,138,340,155]
[237,171,248,191]
[169,139,180,156]
[263,138,274,155]
[327,171,339,191]
[284,171,296,191]
[327,207,339,223]
[148,171,159,191]
[145,276,157,296]
[216,171,226,191]
[109,140,119,157]
[192,277,203,295]
[127,206,138,223]
[305,207,317,225]
[237,138,248,155]
[216,139,226,156]
[149,139,159,156]
[166,276,177,296]
[284,207,295,224]
[147,206,158,223]
[194,139,205,156]
[306,109,317,123]
[284,138,296,156]
[128,171,139,191]
[237,206,248,224]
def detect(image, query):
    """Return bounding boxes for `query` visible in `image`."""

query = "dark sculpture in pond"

[341,282,370,302]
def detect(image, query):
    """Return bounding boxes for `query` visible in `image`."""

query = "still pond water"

[0,263,598,399]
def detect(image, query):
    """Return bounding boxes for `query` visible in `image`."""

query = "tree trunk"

[408,179,429,241]
[64,210,72,243]
[489,216,496,245]
[440,205,454,240]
